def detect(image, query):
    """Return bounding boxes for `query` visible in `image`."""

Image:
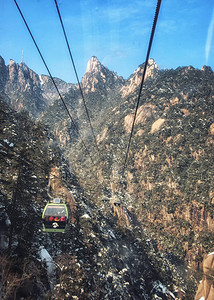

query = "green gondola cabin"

[42,198,69,233]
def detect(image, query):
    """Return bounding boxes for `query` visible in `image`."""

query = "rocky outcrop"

[2,59,47,117]
[124,103,156,133]
[120,58,159,98]
[150,118,166,133]
[39,74,75,106]
[0,56,74,118]
[0,57,8,92]
[81,56,125,94]
[195,252,214,300]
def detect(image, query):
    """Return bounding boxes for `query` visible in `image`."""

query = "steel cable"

[54,0,101,160]
[123,0,162,170]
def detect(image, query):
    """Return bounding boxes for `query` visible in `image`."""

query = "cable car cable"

[123,0,162,171]
[13,0,95,166]
[54,0,101,160]
[54,0,108,190]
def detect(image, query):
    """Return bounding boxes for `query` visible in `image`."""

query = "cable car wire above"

[54,0,101,160]
[123,0,162,170]
[13,0,95,166]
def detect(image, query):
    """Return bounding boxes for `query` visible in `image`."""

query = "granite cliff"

[0,56,73,118]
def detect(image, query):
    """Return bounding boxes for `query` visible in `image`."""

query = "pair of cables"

[14,0,101,166]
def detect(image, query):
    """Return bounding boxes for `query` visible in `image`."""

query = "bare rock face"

[120,58,159,98]
[195,253,214,300]
[0,57,74,118]
[6,60,41,91]
[81,56,125,94]
[85,56,101,74]
[124,103,156,133]
[2,59,47,117]
[39,74,75,106]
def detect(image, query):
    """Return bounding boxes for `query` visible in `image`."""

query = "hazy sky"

[1,0,214,83]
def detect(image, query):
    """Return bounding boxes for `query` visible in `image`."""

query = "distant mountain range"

[1,54,214,298]
[0,55,159,118]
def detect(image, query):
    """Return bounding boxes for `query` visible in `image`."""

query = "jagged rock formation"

[0,56,73,118]
[39,74,75,105]
[4,59,47,117]
[120,58,159,98]
[0,57,8,91]
[41,56,127,149]
[81,56,125,94]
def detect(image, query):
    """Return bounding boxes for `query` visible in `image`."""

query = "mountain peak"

[85,56,101,73]
[82,56,124,94]
[120,58,159,98]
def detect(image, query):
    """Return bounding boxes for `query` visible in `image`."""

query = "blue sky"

[0,0,214,83]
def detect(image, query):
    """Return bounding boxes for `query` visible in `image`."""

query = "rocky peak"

[8,59,18,83]
[0,56,5,65]
[81,56,125,94]
[39,74,75,106]
[85,56,101,74]
[201,65,213,73]
[0,56,77,118]
[120,58,159,98]
[6,59,41,89]
[0,56,7,71]
[4,60,47,118]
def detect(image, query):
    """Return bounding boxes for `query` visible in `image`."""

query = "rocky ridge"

[39,74,75,106]
[120,58,159,98]
[60,61,214,298]
[0,57,73,118]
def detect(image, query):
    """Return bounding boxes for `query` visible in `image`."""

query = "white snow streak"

[39,247,56,290]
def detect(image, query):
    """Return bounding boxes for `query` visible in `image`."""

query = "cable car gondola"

[42,198,69,233]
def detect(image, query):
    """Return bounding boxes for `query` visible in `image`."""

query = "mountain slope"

[1,54,214,298]
[63,63,214,297]
[0,97,179,300]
